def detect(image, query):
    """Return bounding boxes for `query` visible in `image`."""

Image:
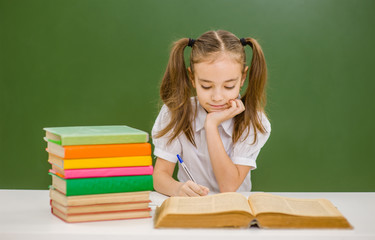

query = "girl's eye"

[201,85,211,89]
[225,86,235,89]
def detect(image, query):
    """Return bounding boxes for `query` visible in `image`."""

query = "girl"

[152,30,271,197]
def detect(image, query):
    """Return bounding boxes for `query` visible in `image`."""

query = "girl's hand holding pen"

[176,154,210,196]
[176,180,209,197]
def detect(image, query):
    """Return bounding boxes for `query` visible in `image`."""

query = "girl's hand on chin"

[205,99,245,127]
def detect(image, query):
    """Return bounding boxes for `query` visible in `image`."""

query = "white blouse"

[152,97,271,192]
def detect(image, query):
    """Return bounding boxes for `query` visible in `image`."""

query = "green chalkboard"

[1,0,374,191]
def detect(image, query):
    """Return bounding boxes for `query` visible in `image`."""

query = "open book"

[154,192,352,229]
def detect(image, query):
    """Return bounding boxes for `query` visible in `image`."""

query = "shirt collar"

[194,99,234,137]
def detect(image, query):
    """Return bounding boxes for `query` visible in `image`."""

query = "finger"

[229,99,243,110]
[186,188,200,197]
[225,100,237,115]
[229,100,242,115]
[184,181,204,196]
[180,185,200,197]
[187,181,206,196]
[230,99,237,108]
[177,181,197,196]
[234,99,243,108]
[199,185,210,195]
[233,99,245,113]
[233,99,238,108]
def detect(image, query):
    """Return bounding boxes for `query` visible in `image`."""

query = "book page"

[166,192,252,215]
[249,193,343,217]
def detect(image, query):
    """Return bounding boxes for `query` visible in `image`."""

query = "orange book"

[46,141,151,159]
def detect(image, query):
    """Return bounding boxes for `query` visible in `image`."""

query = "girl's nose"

[211,90,224,102]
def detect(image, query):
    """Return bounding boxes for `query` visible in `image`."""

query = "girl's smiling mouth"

[208,104,228,110]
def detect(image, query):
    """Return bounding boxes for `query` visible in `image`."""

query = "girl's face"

[189,54,248,113]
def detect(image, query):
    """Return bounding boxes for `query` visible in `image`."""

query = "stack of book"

[43,125,154,223]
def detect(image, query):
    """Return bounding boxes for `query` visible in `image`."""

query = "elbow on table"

[218,176,243,193]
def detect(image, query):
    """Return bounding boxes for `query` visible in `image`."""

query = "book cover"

[48,154,152,169]
[49,188,151,206]
[44,125,149,146]
[50,173,154,196]
[51,200,150,214]
[50,165,153,179]
[46,141,151,159]
[51,207,151,223]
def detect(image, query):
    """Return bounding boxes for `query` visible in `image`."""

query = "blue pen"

[177,154,196,183]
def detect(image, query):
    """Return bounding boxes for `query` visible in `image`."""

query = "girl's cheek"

[230,91,240,100]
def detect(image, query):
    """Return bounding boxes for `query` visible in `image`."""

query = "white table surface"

[0,190,374,240]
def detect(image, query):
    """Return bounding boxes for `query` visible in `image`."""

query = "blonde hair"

[156,30,268,146]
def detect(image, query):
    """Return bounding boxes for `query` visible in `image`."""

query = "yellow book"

[48,153,152,169]
[154,192,352,229]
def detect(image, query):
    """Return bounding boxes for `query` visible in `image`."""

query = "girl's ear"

[187,67,196,88]
[241,66,249,87]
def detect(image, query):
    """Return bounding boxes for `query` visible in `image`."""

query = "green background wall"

[1,0,374,191]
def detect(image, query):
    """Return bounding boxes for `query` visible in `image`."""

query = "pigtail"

[156,38,196,146]
[234,37,268,144]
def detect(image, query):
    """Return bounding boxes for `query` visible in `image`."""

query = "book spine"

[51,207,152,223]
[63,175,154,196]
[60,143,151,159]
[59,166,154,179]
[61,134,149,146]
[62,156,152,169]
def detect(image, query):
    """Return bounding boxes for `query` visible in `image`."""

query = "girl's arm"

[205,99,251,192]
[153,157,209,197]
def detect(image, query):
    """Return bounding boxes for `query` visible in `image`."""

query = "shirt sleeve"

[151,104,181,163]
[231,112,271,169]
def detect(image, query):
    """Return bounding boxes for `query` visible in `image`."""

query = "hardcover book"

[50,173,153,196]
[154,192,352,229]
[52,207,151,223]
[50,165,153,179]
[48,153,152,169]
[49,188,151,206]
[46,141,151,159]
[44,125,149,146]
[51,200,150,214]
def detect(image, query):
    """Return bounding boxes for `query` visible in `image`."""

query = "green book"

[43,125,149,146]
[50,173,153,196]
